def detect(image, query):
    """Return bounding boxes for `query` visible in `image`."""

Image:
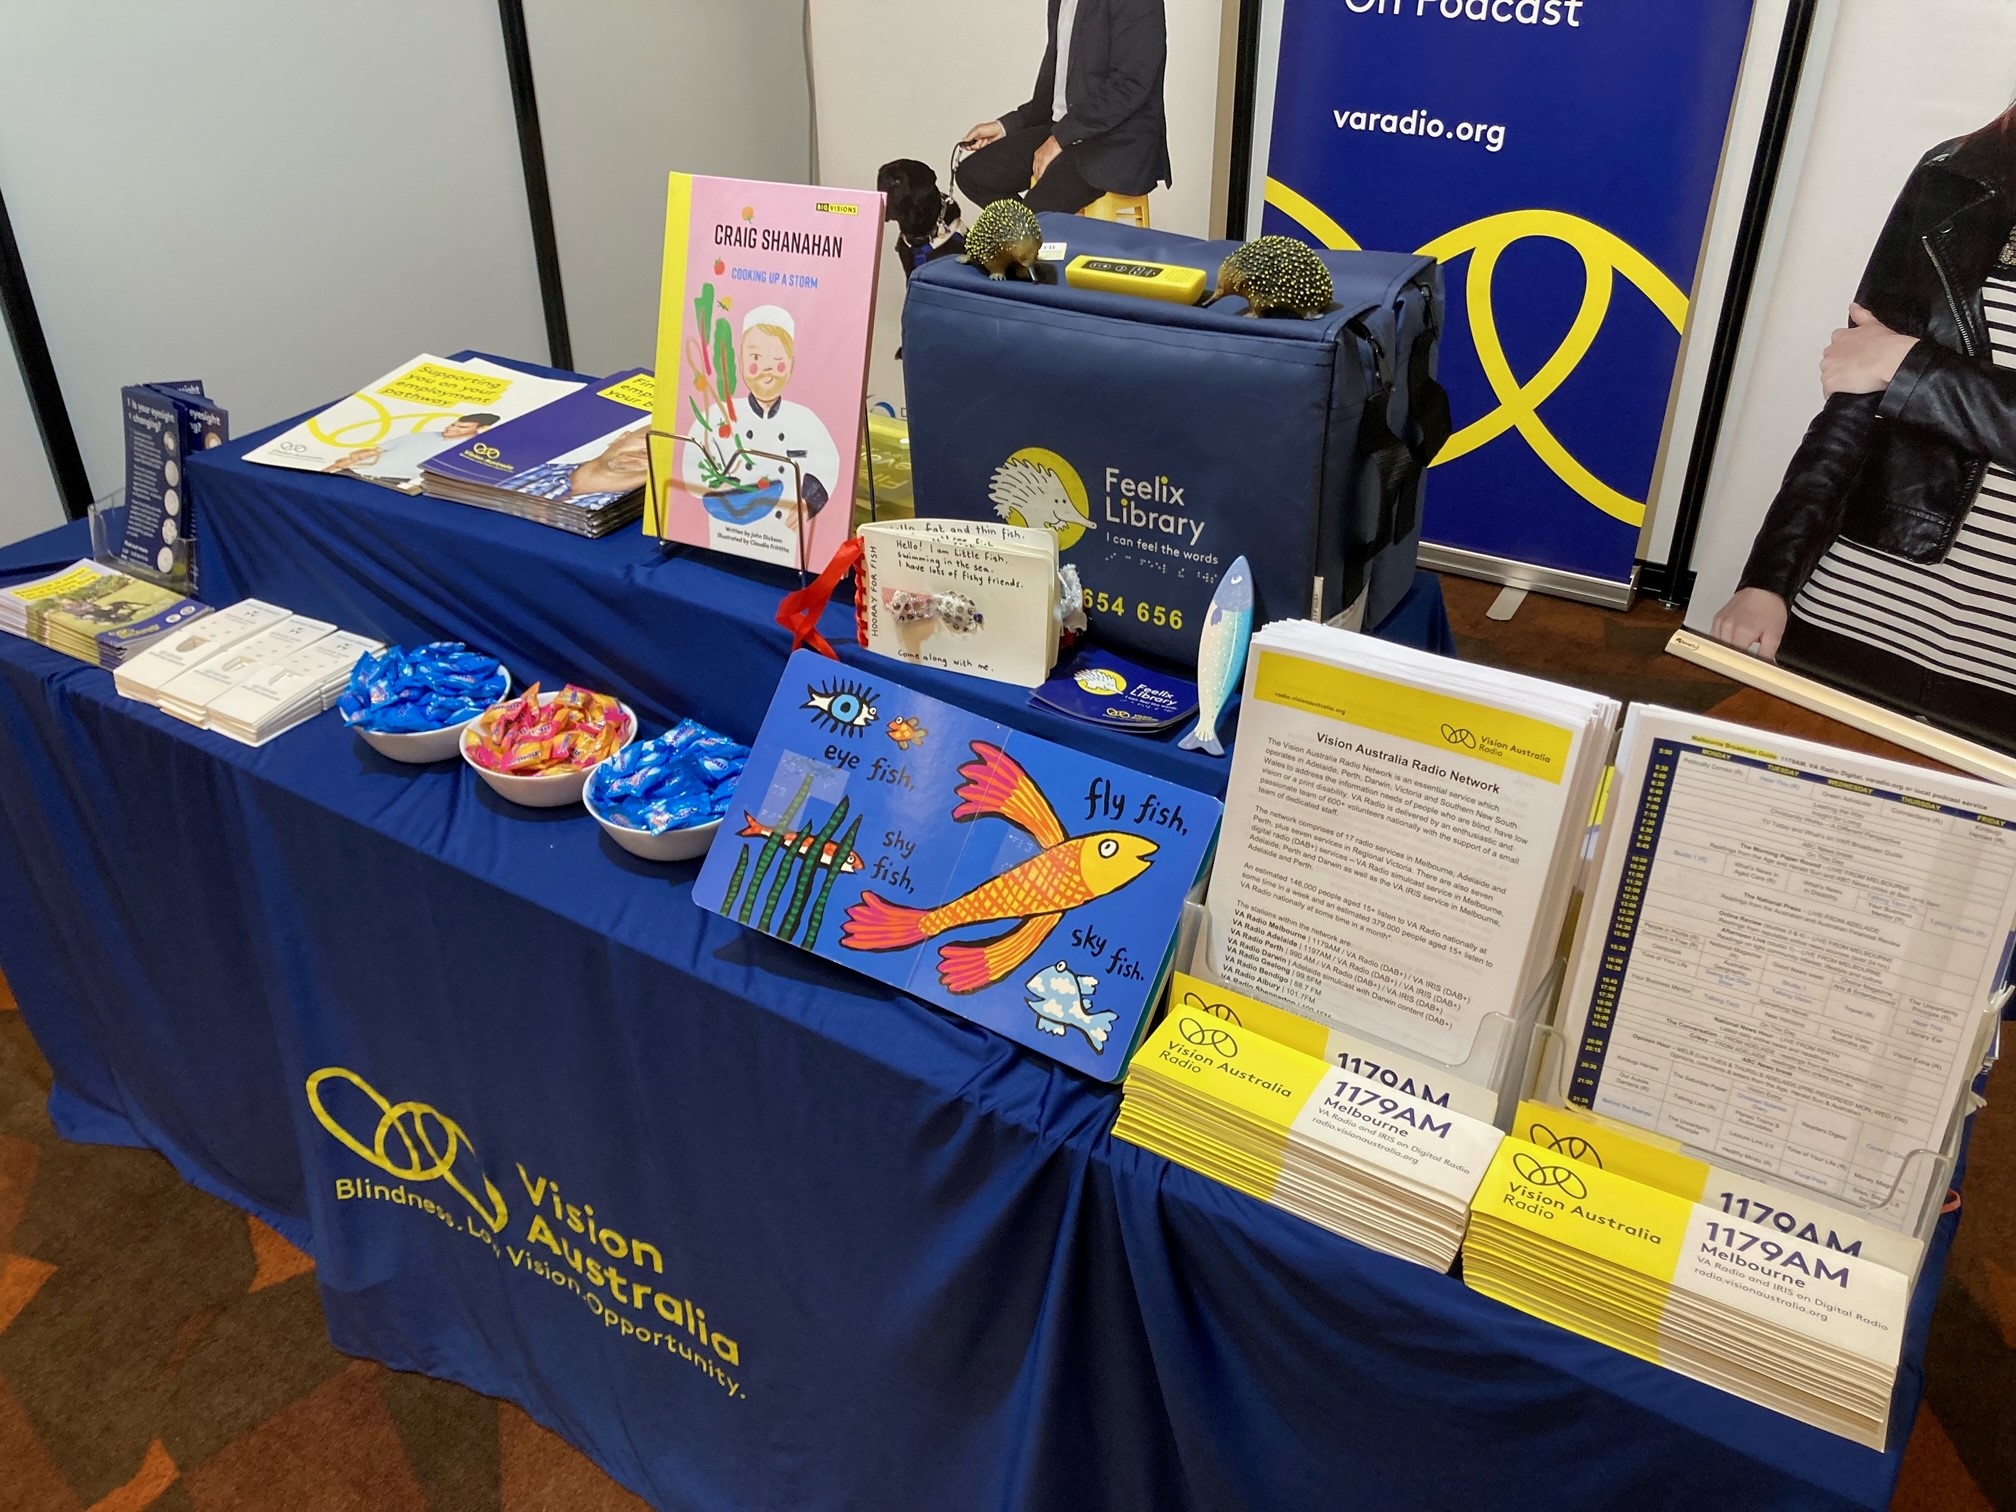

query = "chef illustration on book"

[680,304,841,555]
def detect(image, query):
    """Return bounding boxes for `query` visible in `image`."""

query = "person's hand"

[1821,304,1917,397]
[1031,135,1062,182]
[1710,587,1790,661]
[962,120,1005,150]
[323,447,380,473]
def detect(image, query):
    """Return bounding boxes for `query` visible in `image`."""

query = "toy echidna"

[1215,235,1335,317]
[961,199,1044,281]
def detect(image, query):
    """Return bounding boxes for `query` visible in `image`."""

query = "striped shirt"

[1791,272,2016,696]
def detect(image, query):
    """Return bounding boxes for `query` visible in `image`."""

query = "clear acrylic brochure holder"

[1515,985,2004,1266]
[1166,901,1557,1127]
[88,489,191,595]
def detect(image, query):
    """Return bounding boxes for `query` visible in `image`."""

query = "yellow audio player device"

[1064,254,1209,305]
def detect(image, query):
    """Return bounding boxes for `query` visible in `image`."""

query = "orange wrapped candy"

[466,682,633,775]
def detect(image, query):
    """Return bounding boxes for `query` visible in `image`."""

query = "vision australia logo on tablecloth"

[305,1068,746,1398]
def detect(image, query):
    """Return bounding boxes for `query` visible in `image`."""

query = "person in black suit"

[955,0,1171,214]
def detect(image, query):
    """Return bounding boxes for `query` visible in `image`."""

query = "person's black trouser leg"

[956,126,1049,204]
[1025,149,1100,213]
[955,125,1102,214]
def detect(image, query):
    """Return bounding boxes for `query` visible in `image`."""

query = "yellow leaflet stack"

[0,559,210,669]
[1169,972,1499,1122]
[1510,1100,1925,1278]
[1113,1009,1503,1270]
[1464,1138,1910,1449]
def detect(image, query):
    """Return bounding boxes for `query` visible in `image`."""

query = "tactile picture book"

[695,650,1222,1078]
[244,355,582,492]
[855,518,1062,687]
[647,174,883,572]
[421,367,653,536]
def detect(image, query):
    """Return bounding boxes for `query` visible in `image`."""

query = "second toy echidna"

[1215,235,1335,318]
[961,199,1045,281]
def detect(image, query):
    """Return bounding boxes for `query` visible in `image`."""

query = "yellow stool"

[1080,192,1151,229]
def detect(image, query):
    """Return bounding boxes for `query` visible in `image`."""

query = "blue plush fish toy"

[1178,556,1254,758]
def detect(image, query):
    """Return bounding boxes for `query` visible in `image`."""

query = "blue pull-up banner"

[1257,0,1757,594]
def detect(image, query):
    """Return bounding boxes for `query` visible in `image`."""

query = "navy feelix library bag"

[900,214,1447,663]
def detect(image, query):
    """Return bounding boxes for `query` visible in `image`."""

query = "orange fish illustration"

[738,816,865,873]
[842,742,1158,993]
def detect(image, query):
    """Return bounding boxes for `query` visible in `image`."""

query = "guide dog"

[878,158,965,277]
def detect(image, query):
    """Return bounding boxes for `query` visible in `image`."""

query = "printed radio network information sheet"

[1205,624,1615,1066]
[1560,708,2016,1220]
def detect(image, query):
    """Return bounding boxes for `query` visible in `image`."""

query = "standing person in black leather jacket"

[1710,115,2016,752]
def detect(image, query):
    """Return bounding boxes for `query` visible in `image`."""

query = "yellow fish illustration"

[841,742,1157,994]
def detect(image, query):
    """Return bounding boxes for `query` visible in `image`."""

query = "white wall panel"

[0,345,64,546]
[526,0,814,377]
[0,0,547,498]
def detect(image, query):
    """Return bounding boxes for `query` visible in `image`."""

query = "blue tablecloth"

[0,512,1952,1510]
[181,356,1455,800]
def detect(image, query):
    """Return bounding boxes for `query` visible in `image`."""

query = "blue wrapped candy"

[339,642,510,734]
[587,718,749,834]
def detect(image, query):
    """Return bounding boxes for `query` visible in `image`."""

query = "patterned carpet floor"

[0,577,2006,1510]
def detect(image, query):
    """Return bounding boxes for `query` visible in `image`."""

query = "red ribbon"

[775,536,865,659]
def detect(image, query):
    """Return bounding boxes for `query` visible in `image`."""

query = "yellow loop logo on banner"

[306,1066,509,1231]
[1264,178,1689,528]
[308,394,467,450]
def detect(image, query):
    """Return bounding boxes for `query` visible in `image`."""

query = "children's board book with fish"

[695,649,1222,1078]
[647,174,883,574]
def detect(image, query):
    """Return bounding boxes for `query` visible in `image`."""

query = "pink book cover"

[647,173,884,573]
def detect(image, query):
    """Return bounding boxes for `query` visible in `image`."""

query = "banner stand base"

[1665,629,2016,785]
[1418,542,1637,611]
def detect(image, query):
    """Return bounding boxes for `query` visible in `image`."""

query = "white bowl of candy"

[341,644,513,765]
[583,719,748,860]
[460,686,636,809]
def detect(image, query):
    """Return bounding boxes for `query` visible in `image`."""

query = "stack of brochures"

[113,599,293,704]
[1464,1136,1910,1448]
[421,367,652,535]
[1163,972,1500,1121]
[123,608,380,746]
[118,379,226,590]
[1205,622,1617,1076]
[1502,1099,1929,1280]
[1114,1003,1504,1270]
[202,630,384,746]
[0,560,211,669]
[244,354,582,494]
[1553,707,2016,1224]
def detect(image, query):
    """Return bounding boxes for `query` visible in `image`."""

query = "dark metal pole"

[1223,0,1266,240]
[497,0,574,371]
[1657,0,1821,608]
[0,180,92,519]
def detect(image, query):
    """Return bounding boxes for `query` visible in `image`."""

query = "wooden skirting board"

[1665,629,2016,786]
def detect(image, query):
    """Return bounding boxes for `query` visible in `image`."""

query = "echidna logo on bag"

[988,449,1097,549]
